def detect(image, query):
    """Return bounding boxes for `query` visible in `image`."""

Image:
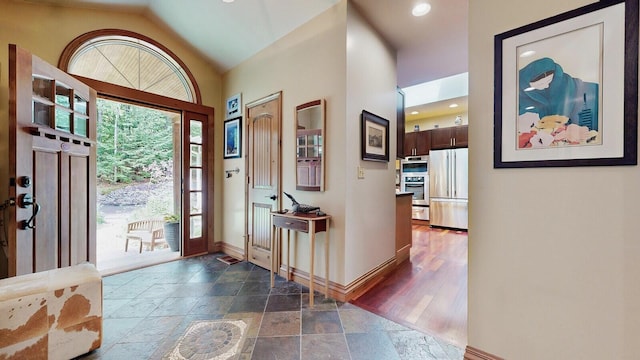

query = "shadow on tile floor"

[78,253,464,360]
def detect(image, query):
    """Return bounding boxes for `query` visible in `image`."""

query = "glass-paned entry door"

[182,112,208,256]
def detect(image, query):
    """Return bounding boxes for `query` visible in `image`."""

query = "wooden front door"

[8,45,97,276]
[246,92,281,270]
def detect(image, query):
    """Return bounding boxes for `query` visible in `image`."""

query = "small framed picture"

[361,110,389,162]
[224,117,242,159]
[226,93,242,119]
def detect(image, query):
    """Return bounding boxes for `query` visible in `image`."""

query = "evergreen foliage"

[97,100,176,184]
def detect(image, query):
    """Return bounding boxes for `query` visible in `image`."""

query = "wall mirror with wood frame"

[295,99,325,191]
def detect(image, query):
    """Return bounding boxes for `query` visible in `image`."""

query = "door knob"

[18,176,31,188]
[267,194,277,200]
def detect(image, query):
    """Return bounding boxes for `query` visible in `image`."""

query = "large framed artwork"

[494,0,638,168]
[361,110,389,162]
[224,117,242,159]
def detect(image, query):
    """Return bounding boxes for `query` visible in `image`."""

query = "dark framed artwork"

[494,0,638,168]
[224,117,242,159]
[361,110,389,162]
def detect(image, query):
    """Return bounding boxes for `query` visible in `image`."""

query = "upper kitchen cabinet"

[430,125,468,149]
[404,130,431,156]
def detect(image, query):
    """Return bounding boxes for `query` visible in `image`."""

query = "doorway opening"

[95,98,182,274]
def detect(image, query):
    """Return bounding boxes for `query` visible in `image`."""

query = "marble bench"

[0,263,102,359]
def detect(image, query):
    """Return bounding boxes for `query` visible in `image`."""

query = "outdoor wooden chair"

[124,219,167,253]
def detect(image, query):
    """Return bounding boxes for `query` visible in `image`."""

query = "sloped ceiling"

[19,0,468,117]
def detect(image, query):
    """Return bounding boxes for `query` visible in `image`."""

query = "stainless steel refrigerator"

[429,148,468,230]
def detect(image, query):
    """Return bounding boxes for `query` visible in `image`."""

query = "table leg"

[324,219,330,298]
[309,220,315,308]
[287,229,291,281]
[270,224,275,288]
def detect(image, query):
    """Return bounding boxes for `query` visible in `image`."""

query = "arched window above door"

[59,29,201,104]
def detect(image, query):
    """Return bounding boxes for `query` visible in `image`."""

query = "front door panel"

[8,44,97,277]
[33,149,60,272]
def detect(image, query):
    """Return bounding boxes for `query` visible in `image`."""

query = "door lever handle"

[266,194,278,200]
[18,194,40,230]
[23,202,40,229]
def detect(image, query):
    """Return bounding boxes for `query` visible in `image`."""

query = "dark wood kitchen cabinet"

[404,130,431,156]
[430,125,468,149]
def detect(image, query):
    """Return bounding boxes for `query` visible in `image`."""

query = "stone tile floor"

[78,253,464,360]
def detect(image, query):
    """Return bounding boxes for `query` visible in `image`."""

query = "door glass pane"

[190,192,202,214]
[74,117,88,137]
[190,144,202,167]
[309,147,319,157]
[33,102,51,126]
[32,77,53,100]
[55,109,72,132]
[74,95,88,115]
[55,84,71,108]
[188,117,205,243]
[190,120,202,144]
[190,169,202,191]
[190,215,202,238]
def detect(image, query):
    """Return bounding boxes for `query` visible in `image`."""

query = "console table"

[270,211,331,307]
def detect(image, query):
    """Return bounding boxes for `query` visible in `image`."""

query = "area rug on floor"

[164,319,249,360]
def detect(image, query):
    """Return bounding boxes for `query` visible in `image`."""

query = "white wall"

[222,1,349,284]
[406,112,468,132]
[223,0,398,286]
[344,2,397,284]
[468,0,640,358]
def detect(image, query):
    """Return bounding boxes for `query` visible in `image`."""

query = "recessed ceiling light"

[222,0,235,3]
[411,111,419,115]
[412,3,431,17]
[449,103,458,108]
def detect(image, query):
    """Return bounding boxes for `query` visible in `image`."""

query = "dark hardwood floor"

[351,224,468,348]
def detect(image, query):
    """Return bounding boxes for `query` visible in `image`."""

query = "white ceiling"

[21,0,468,119]
[351,0,469,122]
[351,0,468,88]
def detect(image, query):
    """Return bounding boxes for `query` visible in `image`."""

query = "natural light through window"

[67,35,196,102]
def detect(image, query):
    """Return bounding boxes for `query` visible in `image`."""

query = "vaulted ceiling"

[21,0,468,118]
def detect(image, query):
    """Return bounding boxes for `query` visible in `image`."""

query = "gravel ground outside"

[96,181,177,272]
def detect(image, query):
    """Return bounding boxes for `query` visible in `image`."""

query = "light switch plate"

[357,166,365,179]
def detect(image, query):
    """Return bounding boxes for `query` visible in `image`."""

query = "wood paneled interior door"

[8,44,97,276]
[246,92,281,270]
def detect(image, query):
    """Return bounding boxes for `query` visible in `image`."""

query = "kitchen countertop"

[396,191,413,197]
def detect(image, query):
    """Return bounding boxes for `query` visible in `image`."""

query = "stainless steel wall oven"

[400,156,429,220]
